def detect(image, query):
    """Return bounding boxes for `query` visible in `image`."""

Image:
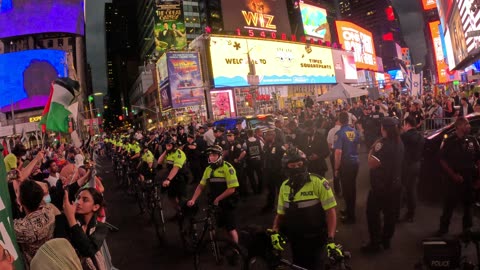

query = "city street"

[98,149,480,270]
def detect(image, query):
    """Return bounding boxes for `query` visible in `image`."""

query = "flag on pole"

[411,71,423,97]
[42,78,79,133]
[39,83,54,133]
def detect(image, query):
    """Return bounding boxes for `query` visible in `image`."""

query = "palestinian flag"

[39,83,54,133]
[41,78,79,133]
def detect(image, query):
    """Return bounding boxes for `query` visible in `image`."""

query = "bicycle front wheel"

[151,188,166,242]
[193,238,248,270]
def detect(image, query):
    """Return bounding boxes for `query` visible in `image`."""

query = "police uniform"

[163,149,188,199]
[214,135,228,150]
[367,124,404,249]
[400,127,424,220]
[263,141,286,210]
[225,134,247,196]
[244,137,264,194]
[277,174,336,270]
[140,149,155,180]
[200,161,239,231]
[333,124,360,222]
[365,110,383,148]
[184,137,203,183]
[438,133,480,234]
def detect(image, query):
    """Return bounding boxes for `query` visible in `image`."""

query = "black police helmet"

[281,147,307,169]
[164,136,176,146]
[206,145,224,166]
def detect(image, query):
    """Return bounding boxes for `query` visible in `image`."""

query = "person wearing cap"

[334,112,360,225]
[436,117,480,236]
[177,126,187,147]
[225,130,247,197]
[364,105,383,149]
[362,117,404,253]
[183,133,203,184]
[213,126,228,153]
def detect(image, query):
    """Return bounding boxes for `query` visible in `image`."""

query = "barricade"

[422,117,455,132]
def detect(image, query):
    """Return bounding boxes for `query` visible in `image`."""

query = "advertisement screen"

[220,0,291,36]
[332,49,357,83]
[211,90,235,118]
[429,21,449,83]
[0,0,84,38]
[457,0,480,55]
[0,50,67,112]
[209,36,336,87]
[154,2,187,54]
[422,0,437,10]
[449,5,468,67]
[387,69,404,81]
[156,54,168,85]
[299,2,330,42]
[167,52,204,108]
[335,21,377,71]
[159,82,173,111]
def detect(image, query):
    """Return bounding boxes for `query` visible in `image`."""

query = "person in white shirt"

[203,123,215,146]
[44,160,60,188]
[327,117,342,195]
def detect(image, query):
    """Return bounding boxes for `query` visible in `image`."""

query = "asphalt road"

[98,149,479,270]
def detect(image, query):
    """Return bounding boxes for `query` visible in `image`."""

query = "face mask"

[287,167,306,178]
[68,158,75,164]
[43,194,52,204]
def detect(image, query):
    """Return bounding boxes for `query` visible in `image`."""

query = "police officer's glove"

[326,238,343,260]
[267,229,286,251]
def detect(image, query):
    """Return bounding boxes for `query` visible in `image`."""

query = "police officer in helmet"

[272,147,341,270]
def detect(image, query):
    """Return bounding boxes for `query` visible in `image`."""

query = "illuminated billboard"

[0,50,68,112]
[166,52,204,108]
[0,0,85,38]
[209,36,336,87]
[449,5,468,67]
[332,49,357,84]
[220,0,291,37]
[422,0,437,10]
[154,2,187,54]
[429,21,449,83]
[299,2,331,42]
[335,21,377,71]
[457,0,480,56]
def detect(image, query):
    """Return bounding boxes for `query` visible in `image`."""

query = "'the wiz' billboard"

[221,0,291,36]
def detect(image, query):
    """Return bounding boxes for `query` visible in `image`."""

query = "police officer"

[400,115,424,222]
[304,120,330,177]
[437,117,480,236]
[364,105,384,148]
[262,129,286,213]
[334,111,360,224]
[363,117,404,253]
[138,144,155,182]
[244,129,264,194]
[183,133,202,184]
[188,145,240,245]
[235,122,248,144]
[213,126,227,154]
[157,137,188,210]
[225,130,247,197]
[272,147,341,270]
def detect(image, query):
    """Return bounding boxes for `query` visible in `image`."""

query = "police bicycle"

[139,175,167,243]
[180,205,248,270]
[241,228,351,270]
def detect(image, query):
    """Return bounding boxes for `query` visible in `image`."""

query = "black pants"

[290,235,326,270]
[232,163,247,197]
[340,162,359,219]
[366,189,401,244]
[264,169,283,208]
[246,159,263,193]
[439,178,474,232]
[330,153,342,195]
[401,162,420,217]
[189,161,203,184]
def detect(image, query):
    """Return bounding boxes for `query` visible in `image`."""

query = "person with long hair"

[362,117,404,253]
[54,188,109,269]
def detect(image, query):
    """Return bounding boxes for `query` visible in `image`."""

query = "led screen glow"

[0,50,67,112]
[429,21,449,83]
[299,2,331,42]
[209,36,336,87]
[0,0,85,38]
[335,21,377,71]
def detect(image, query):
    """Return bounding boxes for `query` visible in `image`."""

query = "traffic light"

[97,113,101,117]
[88,95,94,103]
[118,115,123,121]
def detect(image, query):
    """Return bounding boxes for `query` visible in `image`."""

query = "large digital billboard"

[166,52,204,108]
[335,21,377,71]
[457,0,480,56]
[0,0,85,38]
[449,5,468,67]
[422,0,437,10]
[0,49,67,112]
[429,21,449,83]
[299,2,331,42]
[220,0,291,36]
[154,2,187,54]
[332,49,358,84]
[209,36,336,87]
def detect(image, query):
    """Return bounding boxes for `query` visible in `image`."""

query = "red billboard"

[429,21,448,83]
[335,21,377,71]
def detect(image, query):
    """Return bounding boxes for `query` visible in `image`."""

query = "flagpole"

[10,98,16,136]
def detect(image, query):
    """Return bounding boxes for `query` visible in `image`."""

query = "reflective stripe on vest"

[209,177,226,183]
[284,199,320,209]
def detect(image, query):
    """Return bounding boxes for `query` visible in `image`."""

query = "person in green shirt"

[271,147,341,270]
[188,145,240,244]
[4,144,27,172]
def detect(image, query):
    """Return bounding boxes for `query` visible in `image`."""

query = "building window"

[47,40,54,48]
[68,38,73,46]
[58,39,64,47]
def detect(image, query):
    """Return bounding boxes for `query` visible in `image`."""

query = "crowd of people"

[4,88,480,270]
